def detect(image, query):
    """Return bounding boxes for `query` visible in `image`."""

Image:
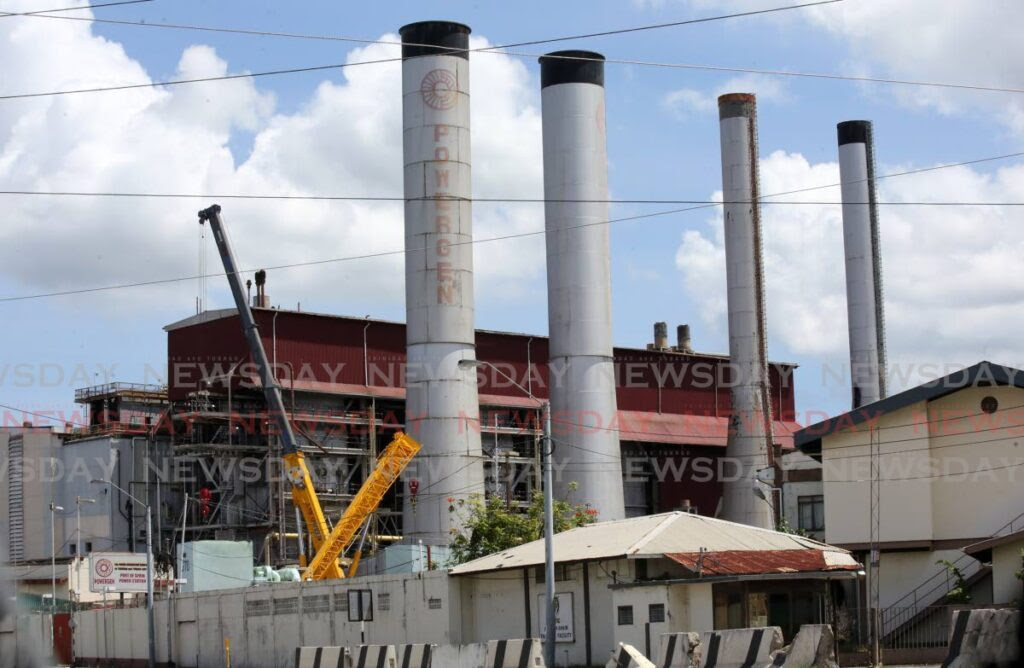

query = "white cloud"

[664,74,787,120]
[0,4,544,316]
[676,150,1024,391]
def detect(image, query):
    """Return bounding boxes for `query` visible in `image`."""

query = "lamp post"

[93,479,156,668]
[458,359,556,666]
[49,501,64,660]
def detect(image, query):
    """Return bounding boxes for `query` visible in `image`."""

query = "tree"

[446,484,598,566]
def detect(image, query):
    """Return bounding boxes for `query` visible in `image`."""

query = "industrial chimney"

[653,322,669,350]
[399,21,484,545]
[717,93,774,530]
[838,120,887,408]
[539,50,625,521]
[676,324,693,353]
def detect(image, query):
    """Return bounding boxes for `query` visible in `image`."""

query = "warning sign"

[89,552,149,593]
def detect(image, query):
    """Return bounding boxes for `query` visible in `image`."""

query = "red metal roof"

[666,549,859,575]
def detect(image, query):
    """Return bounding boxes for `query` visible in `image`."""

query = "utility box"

[177,540,253,592]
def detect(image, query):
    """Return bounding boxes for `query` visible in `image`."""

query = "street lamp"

[49,502,64,660]
[458,358,557,666]
[92,479,156,668]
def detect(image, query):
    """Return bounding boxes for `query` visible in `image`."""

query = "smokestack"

[540,50,625,521]
[676,324,692,353]
[399,21,484,544]
[838,120,887,408]
[717,93,774,530]
[653,322,669,350]
[252,269,269,308]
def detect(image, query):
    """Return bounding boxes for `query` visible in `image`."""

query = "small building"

[780,449,825,541]
[795,360,1024,634]
[449,511,860,665]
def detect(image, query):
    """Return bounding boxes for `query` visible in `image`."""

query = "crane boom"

[304,432,421,580]
[198,204,341,578]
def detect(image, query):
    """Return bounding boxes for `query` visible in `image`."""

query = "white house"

[794,361,1024,633]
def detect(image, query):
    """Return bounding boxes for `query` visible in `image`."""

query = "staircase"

[881,509,1024,637]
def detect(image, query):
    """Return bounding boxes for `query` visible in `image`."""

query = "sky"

[1,0,1023,427]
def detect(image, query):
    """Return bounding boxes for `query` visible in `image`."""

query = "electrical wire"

[1,147,1022,305]
[2,0,841,44]
[0,401,87,425]
[4,192,1024,206]
[4,3,1024,100]
[0,0,153,18]
[825,459,1024,483]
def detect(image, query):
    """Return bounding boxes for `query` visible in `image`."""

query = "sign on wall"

[538,592,575,643]
[89,552,148,593]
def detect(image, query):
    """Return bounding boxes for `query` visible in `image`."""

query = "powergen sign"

[89,552,148,593]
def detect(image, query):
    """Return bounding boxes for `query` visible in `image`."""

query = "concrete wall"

[459,560,623,666]
[75,571,459,668]
[0,612,50,668]
[991,539,1024,604]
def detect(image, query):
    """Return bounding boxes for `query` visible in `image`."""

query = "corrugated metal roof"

[666,549,859,575]
[448,511,855,575]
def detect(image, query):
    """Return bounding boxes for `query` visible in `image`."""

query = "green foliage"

[776,517,812,538]
[1015,548,1024,583]
[446,484,598,565]
[937,559,972,604]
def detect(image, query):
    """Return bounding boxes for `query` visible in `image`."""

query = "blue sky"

[2,0,1023,426]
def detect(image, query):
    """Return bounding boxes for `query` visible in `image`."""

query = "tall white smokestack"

[838,120,887,408]
[717,93,774,529]
[400,21,484,544]
[539,50,625,521]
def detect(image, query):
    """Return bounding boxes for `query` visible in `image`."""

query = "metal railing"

[881,508,1024,635]
[75,382,166,401]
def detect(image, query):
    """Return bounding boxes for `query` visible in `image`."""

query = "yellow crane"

[304,431,420,580]
[199,205,419,580]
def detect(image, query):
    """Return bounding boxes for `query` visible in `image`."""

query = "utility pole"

[542,401,556,668]
[50,501,64,661]
[457,358,556,666]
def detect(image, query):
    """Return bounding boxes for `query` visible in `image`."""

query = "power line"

[6,0,841,47]
[4,4,1024,100]
[0,401,87,426]
[827,459,1024,483]
[3,191,1024,206]
[0,0,153,19]
[2,148,1020,304]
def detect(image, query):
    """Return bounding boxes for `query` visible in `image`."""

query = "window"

[649,604,665,623]
[428,597,443,610]
[347,590,373,622]
[797,495,824,532]
[617,605,634,626]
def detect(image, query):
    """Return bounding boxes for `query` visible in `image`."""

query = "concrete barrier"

[606,642,655,667]
[433,642,488,668]
[397,643,435,668]
[296,646,348,668]
[658,632,702,667]
[697,627,783,668]
[942,608,1021,668]
[769,624,837,667]
[485,639,544,667]
[346,644,398,668]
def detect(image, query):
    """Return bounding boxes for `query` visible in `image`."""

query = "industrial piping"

[838,120,887,408]
[539,50,625,521]
[717,93,775,530]
[399,21,485,544]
